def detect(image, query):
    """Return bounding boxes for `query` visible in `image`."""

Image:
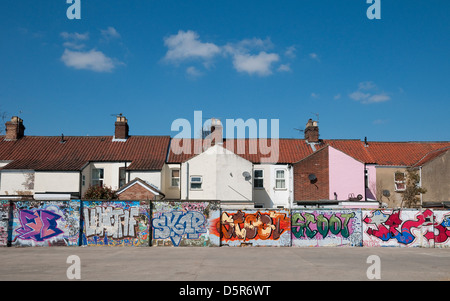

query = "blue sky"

[0,0,449,141]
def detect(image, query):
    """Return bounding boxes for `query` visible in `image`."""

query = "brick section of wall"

[118,183,157,200]
[294,147,329,201]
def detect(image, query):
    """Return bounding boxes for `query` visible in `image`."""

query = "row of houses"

[0,115,449,209]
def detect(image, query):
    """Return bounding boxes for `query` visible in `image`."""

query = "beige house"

[0,116,170,200]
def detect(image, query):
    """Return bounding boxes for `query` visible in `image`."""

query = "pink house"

[294,145,377,208]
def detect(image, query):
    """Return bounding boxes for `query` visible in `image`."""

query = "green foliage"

[401,168,427,208]
[83,185,118,200]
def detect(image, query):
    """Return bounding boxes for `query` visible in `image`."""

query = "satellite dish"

[242,171,251,181]
[308,174,317,181]
[382,190,390,197]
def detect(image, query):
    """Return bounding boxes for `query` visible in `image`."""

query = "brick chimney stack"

[210,118,223,146]
[114,114,129,140]
[304,119,319,143]
[5,116,25,141]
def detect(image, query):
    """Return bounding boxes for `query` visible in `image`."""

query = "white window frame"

[171,169,180,187]
[394,171,406,191]
[275,169,286,189]
[190,176,203,190]
[92,168,104,187]
[254,169,264,188]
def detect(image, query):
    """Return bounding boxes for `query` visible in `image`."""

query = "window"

[171,169,180,187]
[275,169,286,189]
[394,171,406,191]
[119,167,126,188]
[254,169,264,188]
[92,168,104,187]
[190,176,202,190]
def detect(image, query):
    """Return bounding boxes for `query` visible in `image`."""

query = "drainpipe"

[186,162,189,201]
[419,166,423,207]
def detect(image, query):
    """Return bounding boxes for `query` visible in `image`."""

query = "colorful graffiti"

[10,201,80,247]
[215,210,291,246]
[362,210,432,247]
[151,201,220,247]
[291,210,362,247]
[16,209,64,242]
[82,201,150,247]
[0,201,11,247]
[2,200,450,248]
[423,210,450,247]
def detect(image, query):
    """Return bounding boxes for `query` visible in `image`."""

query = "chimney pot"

[114,115,129,140]
[210,118,223,146]
[5,116,25,140]
[304,119,319,143]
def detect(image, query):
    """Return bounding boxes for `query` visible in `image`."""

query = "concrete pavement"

[1,246,450,281]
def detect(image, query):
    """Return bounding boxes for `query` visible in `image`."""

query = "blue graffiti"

[152,211,207,246]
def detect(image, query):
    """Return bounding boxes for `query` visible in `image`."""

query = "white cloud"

[231,52,279,76]
[186,66,202,78]
[284,46,296,59]
[60,30,124,73]
[311,92,320,99]
[163,30,221,62]
[101,27,121,40]
[162,30,290,77]
[277,64,291,72]
[60,32,89,41]
[349,81,391,104]
[224,38,280,76]
[61,49,117,72]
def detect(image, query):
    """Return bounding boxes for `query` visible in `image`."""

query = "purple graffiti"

[16,209,64,242]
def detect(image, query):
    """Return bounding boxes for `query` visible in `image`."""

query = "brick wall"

[118,183,158,200]
[294,147,329,201]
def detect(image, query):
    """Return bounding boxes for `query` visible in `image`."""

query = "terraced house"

[0,115,449,209]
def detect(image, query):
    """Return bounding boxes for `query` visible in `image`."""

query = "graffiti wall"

[291,210,362,247]
[216,209,291,247]
[2,200,450,249]
[422,210,450,248]
[10,201,80,247]
[363,209,430,247]
[151,201,220,247]
[0,201,11,247]
[82,200,150,247]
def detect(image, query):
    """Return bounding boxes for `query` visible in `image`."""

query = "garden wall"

[0,200,449,248]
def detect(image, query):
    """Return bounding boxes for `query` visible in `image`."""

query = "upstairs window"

[92,168,104,187]
[190,176,202,190]
[275,169,286,189]
[394,171,406,191]
[119,167,126,188]
[254,169,264,188]
[171,169,180,187]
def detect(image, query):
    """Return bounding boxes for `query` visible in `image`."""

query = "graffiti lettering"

[16,209,64,242]
[152,211,207,246]
[218,210,289,242]
[364,210,424,245]
[292,212,355,239]
[84,206,138,239]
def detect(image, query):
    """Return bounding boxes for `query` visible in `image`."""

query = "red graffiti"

[214,210,290,242]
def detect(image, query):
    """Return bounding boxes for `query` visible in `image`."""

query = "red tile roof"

[2,134,450,171]
[0,135,171,171]
[411,146,450,167]
[167,138,314,164]
[167,138,450,166]
[361,141,450,166]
